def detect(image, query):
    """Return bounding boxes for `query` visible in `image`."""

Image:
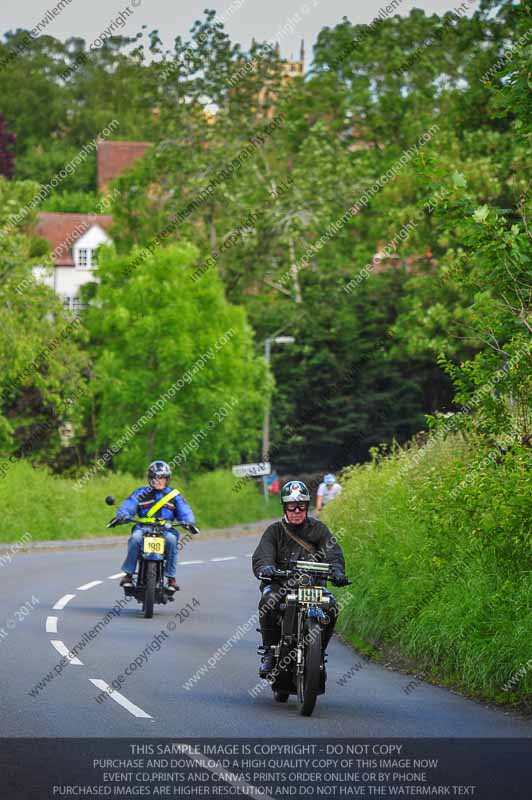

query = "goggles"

[285,503,308,513]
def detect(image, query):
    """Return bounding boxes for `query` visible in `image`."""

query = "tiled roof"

[97,141,151,192]
[36,212,113,266]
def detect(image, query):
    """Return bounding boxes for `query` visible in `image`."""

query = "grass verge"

[0,461,275,542]
[323,434,532,711]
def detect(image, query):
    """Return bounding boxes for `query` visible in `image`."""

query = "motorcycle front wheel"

[143,561,156,619]
[298,617,322,717]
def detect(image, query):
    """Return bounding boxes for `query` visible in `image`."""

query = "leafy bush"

[41,191,102,213]
[324,434,532,706]
[0,461,274,542]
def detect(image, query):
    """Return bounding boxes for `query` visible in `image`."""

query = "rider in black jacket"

[252,480,349,676]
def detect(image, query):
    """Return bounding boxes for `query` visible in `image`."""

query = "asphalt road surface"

[1,529,531,737]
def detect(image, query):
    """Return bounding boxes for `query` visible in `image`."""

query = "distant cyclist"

[315,473,342,515]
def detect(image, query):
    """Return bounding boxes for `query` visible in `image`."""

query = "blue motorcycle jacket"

[117,486,195,527]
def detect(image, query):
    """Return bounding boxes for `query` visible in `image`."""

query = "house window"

[76,247,99,268]
[77,248,89,267]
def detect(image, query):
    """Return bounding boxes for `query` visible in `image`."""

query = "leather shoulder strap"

[280,519,316,555]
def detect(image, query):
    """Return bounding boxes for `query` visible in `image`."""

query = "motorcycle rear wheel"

[143,561,156,619]
[274,691,290,702]
[298,618,321,717]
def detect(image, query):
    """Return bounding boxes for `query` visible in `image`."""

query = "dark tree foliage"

[0,114,16,178]
[0,2,527,475]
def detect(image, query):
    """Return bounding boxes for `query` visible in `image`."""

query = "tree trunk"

[288,236,303,304]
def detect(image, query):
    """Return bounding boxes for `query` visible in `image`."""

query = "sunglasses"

[286,503,307,512]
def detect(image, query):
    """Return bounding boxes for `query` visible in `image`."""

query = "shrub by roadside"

[0,461,274,542]
[324,435,532,709]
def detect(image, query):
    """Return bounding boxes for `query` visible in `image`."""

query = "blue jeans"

[121,527,178,578]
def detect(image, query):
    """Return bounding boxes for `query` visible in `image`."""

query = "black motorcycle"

[258,560,349,716]
[105,496,192,619]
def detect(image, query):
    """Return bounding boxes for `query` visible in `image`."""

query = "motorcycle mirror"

[105,496,115,506]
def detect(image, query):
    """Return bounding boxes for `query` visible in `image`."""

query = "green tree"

[84,243,269,476]
[0,177,90,464]
[0,113,16,178]
[3,4,526,477]
[391,0,532,443]
[106,9,466,470]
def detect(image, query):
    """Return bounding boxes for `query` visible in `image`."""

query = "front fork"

[274,607,319,677]
[296,606,327,675]
[271,603,327,671]
[135,558,166,592]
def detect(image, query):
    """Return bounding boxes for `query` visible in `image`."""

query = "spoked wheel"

[143,561,156,618]
[274,692,290,703]
[298,618,322,717]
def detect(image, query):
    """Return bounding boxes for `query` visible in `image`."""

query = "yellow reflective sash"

[145,488,180,519]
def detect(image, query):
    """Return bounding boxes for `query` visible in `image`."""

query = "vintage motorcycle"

[258,560,350,716]
[105,495,192,619]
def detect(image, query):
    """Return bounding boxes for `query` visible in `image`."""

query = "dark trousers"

[258,583,338,651]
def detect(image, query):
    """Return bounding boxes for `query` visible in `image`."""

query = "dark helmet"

[280,480,310,506]
[147,460,171,485]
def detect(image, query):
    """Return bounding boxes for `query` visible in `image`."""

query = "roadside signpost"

[232,462,271,478]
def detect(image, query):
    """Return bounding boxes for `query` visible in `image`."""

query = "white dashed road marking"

[89,679,153,719]
[53,594,76,610]
[51,640,83,665]
[77,580,103,591]
[45,616,58,634]
[47,550,253,720]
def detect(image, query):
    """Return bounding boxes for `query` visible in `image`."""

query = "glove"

[107,516,128,528]
[179,522,200,535]
[330,568,349,587]
[187,524,200,535]
[261,565,277,579]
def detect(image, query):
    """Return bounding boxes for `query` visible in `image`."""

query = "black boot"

[260,647,276,678]
[321,615,336,653]
[259,625,280,677]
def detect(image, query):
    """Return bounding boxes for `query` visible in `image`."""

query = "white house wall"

[32,224,112,302]
[73,224,110,255]
[54,266,97,296]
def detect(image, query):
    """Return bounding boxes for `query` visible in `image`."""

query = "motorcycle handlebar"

[258,568,351,586]
[258,568,332,579]
[106,517,196,530]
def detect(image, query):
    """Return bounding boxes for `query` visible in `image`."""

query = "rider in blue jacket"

[110,460,198,593]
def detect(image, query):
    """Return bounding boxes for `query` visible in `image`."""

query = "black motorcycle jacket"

[252,516,345,583]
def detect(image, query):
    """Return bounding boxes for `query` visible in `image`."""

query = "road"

[1,529,531,737]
